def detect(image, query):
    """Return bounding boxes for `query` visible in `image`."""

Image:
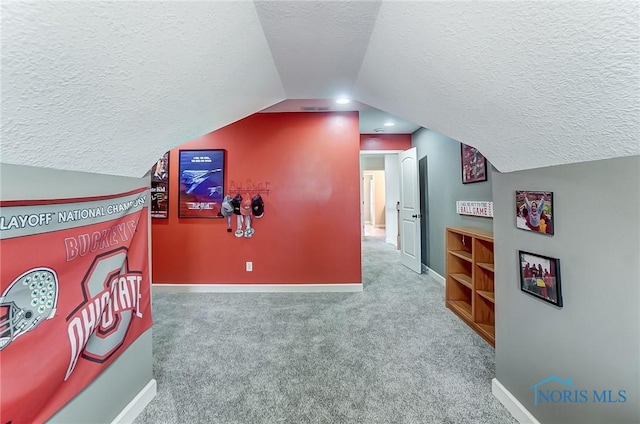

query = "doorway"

[359,151,402,245]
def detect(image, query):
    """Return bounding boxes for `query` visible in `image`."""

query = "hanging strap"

[244,215,254,238]
[235,215,244,238]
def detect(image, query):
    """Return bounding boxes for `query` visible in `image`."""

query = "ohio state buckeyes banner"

[0,188,153,424]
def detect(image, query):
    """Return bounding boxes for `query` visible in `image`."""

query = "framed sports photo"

[461,143,487,184]
[516,191,553,235]
[150,151,169,219]
[178,149,225,218]
[519,251,562,307]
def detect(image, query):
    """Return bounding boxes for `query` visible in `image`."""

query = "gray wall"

[0,163,154,423]
[412,128,493,276]
[493,156,639,424]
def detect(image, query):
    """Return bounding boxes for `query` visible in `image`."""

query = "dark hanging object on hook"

[230,194,243,215]
[251,194,264,218]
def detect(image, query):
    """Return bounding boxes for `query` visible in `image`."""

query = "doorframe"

[418,155,429,271]
[363,173,374,225]
[369,174,376,227]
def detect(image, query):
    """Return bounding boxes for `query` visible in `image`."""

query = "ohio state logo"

[64,247,143,380]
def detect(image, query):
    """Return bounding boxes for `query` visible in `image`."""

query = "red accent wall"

[360,134,411,151]
[152,112,362,285]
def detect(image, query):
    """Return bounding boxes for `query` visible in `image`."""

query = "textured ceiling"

[354,1,640,172]
[1,1,638,177]
[0,2,284,177]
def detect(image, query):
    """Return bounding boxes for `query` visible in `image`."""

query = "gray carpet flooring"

[135,236,517,424]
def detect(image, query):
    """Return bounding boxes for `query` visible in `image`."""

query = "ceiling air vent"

[301,106,330,111]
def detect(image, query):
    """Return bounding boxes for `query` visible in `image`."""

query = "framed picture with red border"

[461,143,487,184]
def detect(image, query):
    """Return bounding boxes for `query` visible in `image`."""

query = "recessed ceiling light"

[336,98,350,104]
[384,122,395,127]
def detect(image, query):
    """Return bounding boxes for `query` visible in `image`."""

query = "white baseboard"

[152,283,363,293]
[112,379,157,424]
[425,266,445,286]
[492,378,540,424]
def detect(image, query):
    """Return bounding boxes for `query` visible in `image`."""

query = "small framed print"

[461,143,487,184]
[519,250,562,307]
[150,151,169,219]
[516,191,554,235]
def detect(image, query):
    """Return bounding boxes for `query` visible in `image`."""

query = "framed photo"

[516,191,553,235]
[461,143,487,184]
[178,149,225,218]
[150,151,169,219]
[519,251,562,307]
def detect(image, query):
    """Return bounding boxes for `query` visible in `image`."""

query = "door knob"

[412,214,422,218]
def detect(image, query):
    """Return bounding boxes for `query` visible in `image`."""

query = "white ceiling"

[255,1,381,99]
[1,1,638,177]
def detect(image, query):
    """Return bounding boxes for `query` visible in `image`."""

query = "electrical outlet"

[246,261,253,272]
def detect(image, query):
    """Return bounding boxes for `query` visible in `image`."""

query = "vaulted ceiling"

[2,1,638,177]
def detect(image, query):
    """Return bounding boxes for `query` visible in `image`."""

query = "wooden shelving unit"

[445,226,495,347]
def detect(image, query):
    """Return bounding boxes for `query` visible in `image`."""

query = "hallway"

[364,223,386,238]
[136,238,515,423]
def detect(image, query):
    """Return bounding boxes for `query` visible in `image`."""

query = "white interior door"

[399,147,421,273]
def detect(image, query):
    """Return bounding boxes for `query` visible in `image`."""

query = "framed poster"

[461,143,487,184]
[516,191,553,235]
[519,251,562,307]
[150,152,169,219]
[178,149,225,218]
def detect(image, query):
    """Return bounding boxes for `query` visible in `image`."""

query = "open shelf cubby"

[445,226,495,347]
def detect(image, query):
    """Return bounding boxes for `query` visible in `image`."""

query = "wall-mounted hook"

[228,179,271,196]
